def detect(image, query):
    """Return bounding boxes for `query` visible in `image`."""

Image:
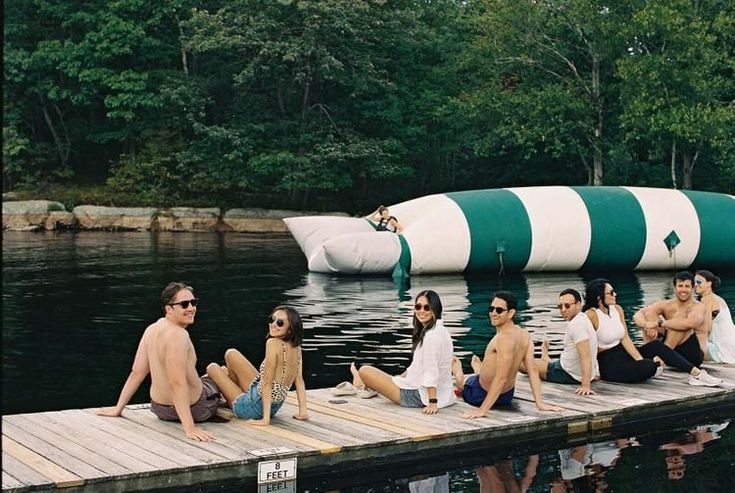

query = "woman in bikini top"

[206,306,308,424]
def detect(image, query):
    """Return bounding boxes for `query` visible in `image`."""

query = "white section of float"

[507,186,592,271]
[624,187,701,270]
[283,216,375,273]
[390,194,471,274]
[322,232,402,274]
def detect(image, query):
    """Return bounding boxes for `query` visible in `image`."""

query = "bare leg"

[350,362,365,389]
[206,349,258,405]
[531,339,551,379]
[471,354,483,374]
[452,356,465,388]
[541,339,550,362]
[358,365,401,404]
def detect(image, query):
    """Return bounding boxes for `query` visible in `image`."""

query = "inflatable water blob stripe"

[283,186,735,275]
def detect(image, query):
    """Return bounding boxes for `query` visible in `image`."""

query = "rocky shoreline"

[2,200,347,233]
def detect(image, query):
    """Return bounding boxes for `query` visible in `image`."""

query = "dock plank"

[4,413,134,477]
[278,401,407,442]
[2,421,104,479]
[121,407,270,460]
[1,436,84,488]
[16,412,168,473]
[3,374,734,493]
[1,452,53,488]
[2,472,23,490]
[216,410,342,454]
[68,410,207,468]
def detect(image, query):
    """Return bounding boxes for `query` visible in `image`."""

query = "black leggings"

[639,335,702,373]
[597,344,658,383]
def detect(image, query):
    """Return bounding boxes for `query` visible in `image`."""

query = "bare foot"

[471,354,482,374]
[452,356,465,388]
[350,362,365,389]
[221,365,229,377]
[541,339,550,362]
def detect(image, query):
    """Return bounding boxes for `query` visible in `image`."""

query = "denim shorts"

[232,381,285,419]
[399,388,424,408]
[546,360,580,385]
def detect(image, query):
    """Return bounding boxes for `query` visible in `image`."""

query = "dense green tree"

[617,0,735,189]
[3,0,734,208]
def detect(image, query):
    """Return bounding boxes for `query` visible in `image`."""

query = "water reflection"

[476,455,538,493]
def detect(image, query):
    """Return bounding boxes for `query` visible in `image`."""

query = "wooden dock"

[3,364,735,492]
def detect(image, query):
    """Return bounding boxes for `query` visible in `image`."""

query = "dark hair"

[161,282,194,312]
[696,270,721,291]
[673,271,695,286]
[412,290,443,351]
[492,291,518,312]
[378,206,388,213]
[582,279,610,312]
[268,306,303,347]
[559,288,582,303]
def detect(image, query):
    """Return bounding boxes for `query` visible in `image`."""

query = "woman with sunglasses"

[350,290,455,414]
[695,270,735,363]
[206,306,308,425]
[583,279,662,383]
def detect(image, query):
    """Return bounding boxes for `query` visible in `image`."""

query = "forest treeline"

[4,0,734,212]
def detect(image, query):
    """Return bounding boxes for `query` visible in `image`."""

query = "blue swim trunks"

[232,381,285,419]
[462,375,514,408]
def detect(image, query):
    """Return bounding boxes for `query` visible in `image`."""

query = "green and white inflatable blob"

[284,186,735,275]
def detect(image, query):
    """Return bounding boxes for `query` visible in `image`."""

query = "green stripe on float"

[392,234,412,278]
[572,186,647,270]
[681,190,735,268]
[446,189,531,272]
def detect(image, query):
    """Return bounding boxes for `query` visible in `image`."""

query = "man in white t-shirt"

[534,288,599,395]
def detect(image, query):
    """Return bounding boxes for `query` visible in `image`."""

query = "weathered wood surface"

[3,364,734,492]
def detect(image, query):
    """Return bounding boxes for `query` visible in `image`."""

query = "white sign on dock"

[258,457,297,484]
[250,446,294,457]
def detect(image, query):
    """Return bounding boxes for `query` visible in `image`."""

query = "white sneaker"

[654,362,665,378]
[688,369,722,387]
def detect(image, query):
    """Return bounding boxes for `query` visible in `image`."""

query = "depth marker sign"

[258,457,297,484]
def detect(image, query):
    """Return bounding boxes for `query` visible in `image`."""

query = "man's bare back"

[145,318,202,405]
[97,283,215,441]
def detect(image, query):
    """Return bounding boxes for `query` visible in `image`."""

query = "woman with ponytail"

[346,290,455,414]
[695,270,735,363]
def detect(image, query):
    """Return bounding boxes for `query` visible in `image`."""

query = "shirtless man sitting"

[453,291,563,419]
[98,282,220,441]
[633,271,722,387]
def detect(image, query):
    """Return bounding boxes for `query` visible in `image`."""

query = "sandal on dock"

[331,381,357,396]
[358,388,378,399]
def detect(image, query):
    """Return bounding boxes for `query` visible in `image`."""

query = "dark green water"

[3,231,734,491]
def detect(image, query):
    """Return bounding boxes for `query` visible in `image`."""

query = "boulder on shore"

[72,205,157,231]
[222,208,348,232]
[156,207,221,232]
[2,200,67,231]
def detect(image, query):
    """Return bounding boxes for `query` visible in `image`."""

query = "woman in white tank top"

[583,279,660,383]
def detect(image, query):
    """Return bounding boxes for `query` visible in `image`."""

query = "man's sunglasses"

[557,302,576,310]
[269,316,286,327]
[489,305,509,314]
[168,298,199,309]
[414,303,432,312]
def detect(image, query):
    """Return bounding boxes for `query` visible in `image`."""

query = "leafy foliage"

[4,0,734,211]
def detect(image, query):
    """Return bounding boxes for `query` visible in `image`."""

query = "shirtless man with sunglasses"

[453,291,563,418]
[98,282,220,441]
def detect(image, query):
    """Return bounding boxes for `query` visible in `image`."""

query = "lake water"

[3,231,734,491]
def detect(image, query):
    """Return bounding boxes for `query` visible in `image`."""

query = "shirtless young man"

[98,282,220,441]
[633,271,722,387]
[453,291,563,419]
